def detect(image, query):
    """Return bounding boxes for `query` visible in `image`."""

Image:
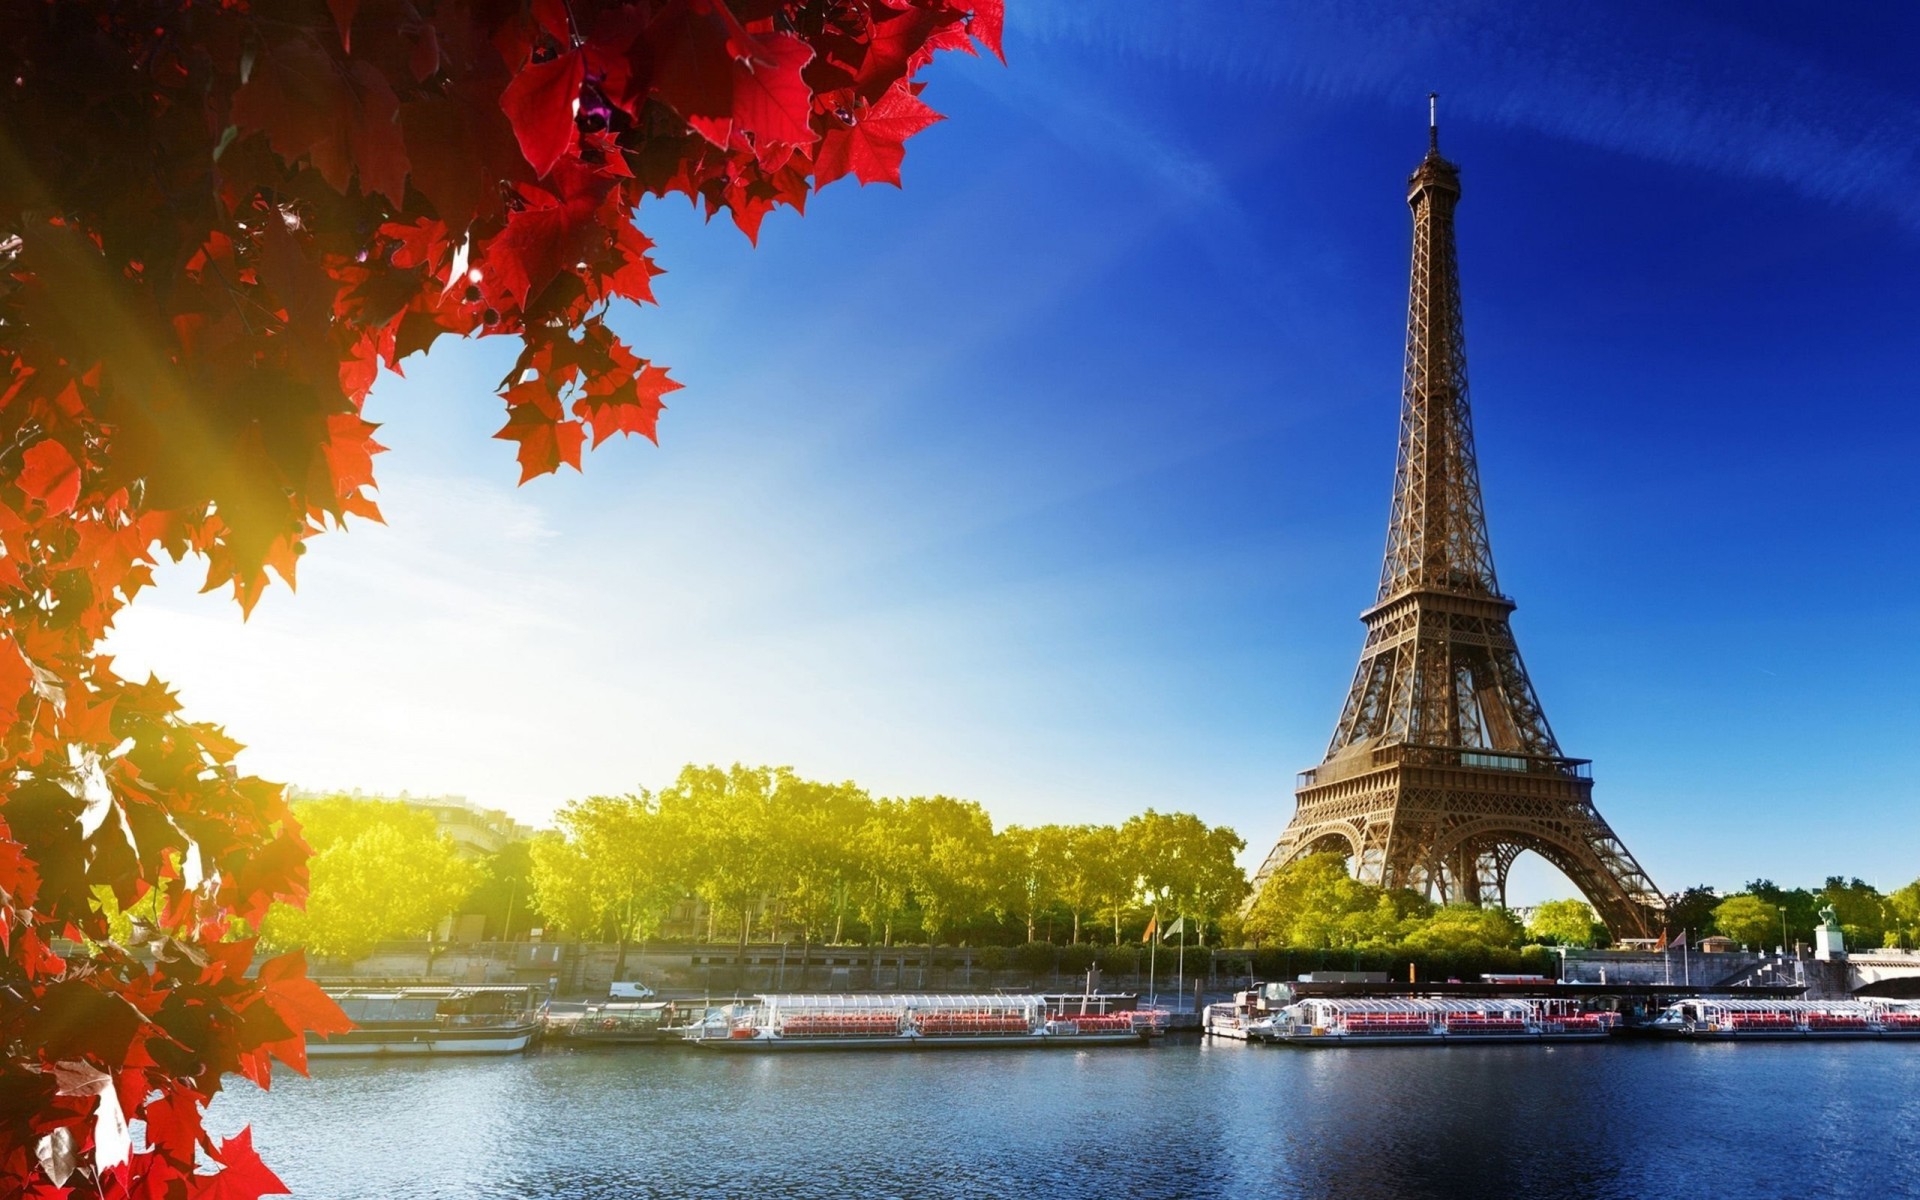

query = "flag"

[1667,931,1688,953]
[1162,917,1187,941]
[1141,916,1157,943]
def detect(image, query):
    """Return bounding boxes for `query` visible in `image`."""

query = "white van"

[608,981,655,1000]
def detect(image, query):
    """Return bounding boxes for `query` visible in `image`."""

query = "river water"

[208,1039,1920,1200]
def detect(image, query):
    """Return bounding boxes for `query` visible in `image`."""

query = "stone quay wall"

[311,941,1216,1002]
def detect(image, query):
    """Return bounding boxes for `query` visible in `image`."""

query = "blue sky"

[107,2,1920,903]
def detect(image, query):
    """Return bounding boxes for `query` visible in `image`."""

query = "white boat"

[1648,997,1920,1040]
[685,994,1166,1051]
[310,985,541,1057]
[1204,982,1291,1042]
[1269,997,1615,1046]
[541,999,682,1045]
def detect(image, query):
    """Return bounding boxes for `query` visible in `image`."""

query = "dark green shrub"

[1011,942,1057,977]
[1097,945,1138,975]
[1058,944,1097,976]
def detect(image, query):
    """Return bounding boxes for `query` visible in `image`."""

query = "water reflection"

[209,1039,1920,1199]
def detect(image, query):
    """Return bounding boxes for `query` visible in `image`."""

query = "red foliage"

[0,0,996,1194]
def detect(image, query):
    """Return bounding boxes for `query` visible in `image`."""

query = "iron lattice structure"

[1250,110,1665,938]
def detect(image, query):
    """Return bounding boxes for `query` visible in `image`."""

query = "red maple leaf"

[230,39,408,204]
[142,1089,205,1166]
[573,361,680,447]
[814,85,944,188]
[644,2,736,121]
[494,385,588,482]
[731,33,818,152]
[500,49,585,178]
[205,1128,290,1200]
[603,222,662,305]
[257,950,353,1037]
[0,633,37,733]
[252,950,350,1076]
[855,6,950,100]
[400,85,532,231]
[18,439,82,514]
[970,0,1006,62]
[486,161,617,309]
[326,0,356,52]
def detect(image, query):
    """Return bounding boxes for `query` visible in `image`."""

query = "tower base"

[1250,741,1664,940]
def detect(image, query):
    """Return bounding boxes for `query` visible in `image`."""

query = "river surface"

[208,1038,1920,1200]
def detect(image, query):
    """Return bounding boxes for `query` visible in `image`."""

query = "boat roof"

[757,994,1044,1010]
[1297,997,1539,1016]
[1664,998,1898,1013]
[1291,981,1803,999]
[323,984,534,999]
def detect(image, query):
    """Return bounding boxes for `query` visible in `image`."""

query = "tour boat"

[1648,998,1920,1040]
[541,999,682,1045]
[1268,997,1616,1046]
[310,985,542,1057]
[685,994,1167,1051]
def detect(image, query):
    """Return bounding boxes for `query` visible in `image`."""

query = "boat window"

[349,997,442,1022]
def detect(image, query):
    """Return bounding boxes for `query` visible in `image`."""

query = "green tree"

[1057,824,1131,944]
[532,791,691,979]
[779,779,873,950]
[263,797,476,960]
[1663,884,1722,939]
[1526,899,1600,948]
[904,795,1000,946]
[1886,878,1920,948]
[527,832,600,939]
[999,824,1072,943]
[1119,810,1251,947]
[857,798,918,946]
[1166,817,1251,946]
[460,841,535,941]
[1743,879,1819,947]
[659,765,786,957]
[1712,893,1780,949]
[1400,904,1524,954]
[1818,876,1887,949]
[1243,853,1398,949]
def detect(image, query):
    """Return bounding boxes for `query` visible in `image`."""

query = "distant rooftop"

[286,788,541,853]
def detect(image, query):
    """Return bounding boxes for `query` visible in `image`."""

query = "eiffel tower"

[1250,99,1665,938]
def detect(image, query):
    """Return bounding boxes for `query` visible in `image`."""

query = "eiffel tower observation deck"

[1251,99,1666,939]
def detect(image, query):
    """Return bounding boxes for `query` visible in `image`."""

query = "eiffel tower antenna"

[1249,104,1666,938]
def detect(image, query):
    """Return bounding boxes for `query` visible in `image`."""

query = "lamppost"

[1779,906,1789,956]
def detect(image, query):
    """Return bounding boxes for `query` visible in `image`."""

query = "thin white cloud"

[1015,0,1920,231]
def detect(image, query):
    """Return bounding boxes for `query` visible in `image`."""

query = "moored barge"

[1649,998,1920,1040]
[1203,983,1291,1042]
[312,985,542,1057]
[541,999,682,1045]
[685,994,1166,1051]
[1269,997,1616,1046]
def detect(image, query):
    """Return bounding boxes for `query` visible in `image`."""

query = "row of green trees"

[258,797,479,959]
[528,765,1251,971]
[259,785,1920,966]
[1703,877,1920,951]
[259,766,1250,962]
[1241,855,1920,957]
[1239,853,1540,955]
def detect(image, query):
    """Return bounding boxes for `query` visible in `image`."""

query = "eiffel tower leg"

[1472,845,1512,909]
[1453,845,1483,907]
[1355,818,1392,888]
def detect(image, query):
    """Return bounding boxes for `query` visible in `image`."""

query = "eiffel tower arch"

[1251,100,1666,939]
